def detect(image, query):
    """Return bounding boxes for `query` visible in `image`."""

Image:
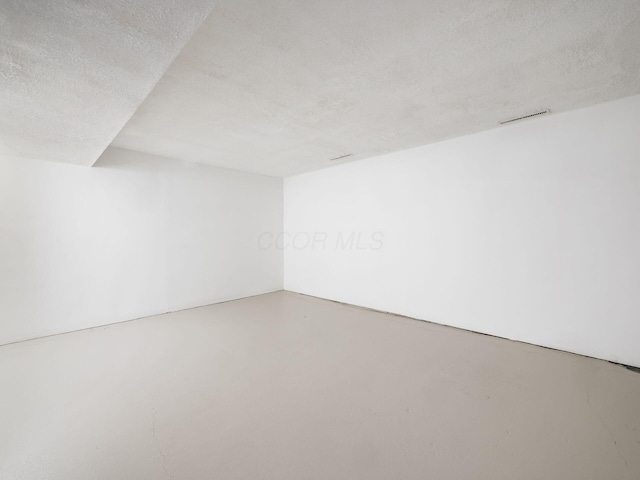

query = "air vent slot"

[499,110,549,125]
[329,153,353,161]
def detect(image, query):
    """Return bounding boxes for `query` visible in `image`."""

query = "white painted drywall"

[284,94,640,367]
[0,148,283,345]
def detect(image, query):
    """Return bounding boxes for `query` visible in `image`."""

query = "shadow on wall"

[0,147,283,345]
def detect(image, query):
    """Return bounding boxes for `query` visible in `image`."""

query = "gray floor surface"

[1,291,639,479]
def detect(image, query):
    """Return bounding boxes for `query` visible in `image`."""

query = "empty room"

[1,1,640,478]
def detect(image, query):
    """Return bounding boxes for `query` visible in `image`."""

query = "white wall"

[0,147,283,345]
[284,95,640,368]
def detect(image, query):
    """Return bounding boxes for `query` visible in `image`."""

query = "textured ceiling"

[112,0,640,176]
[0,0,215,166]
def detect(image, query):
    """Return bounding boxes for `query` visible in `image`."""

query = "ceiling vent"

[329,153,353,161]
[499,110,549,125]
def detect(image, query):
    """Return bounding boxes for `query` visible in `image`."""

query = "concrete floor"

[1,291,639,479]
